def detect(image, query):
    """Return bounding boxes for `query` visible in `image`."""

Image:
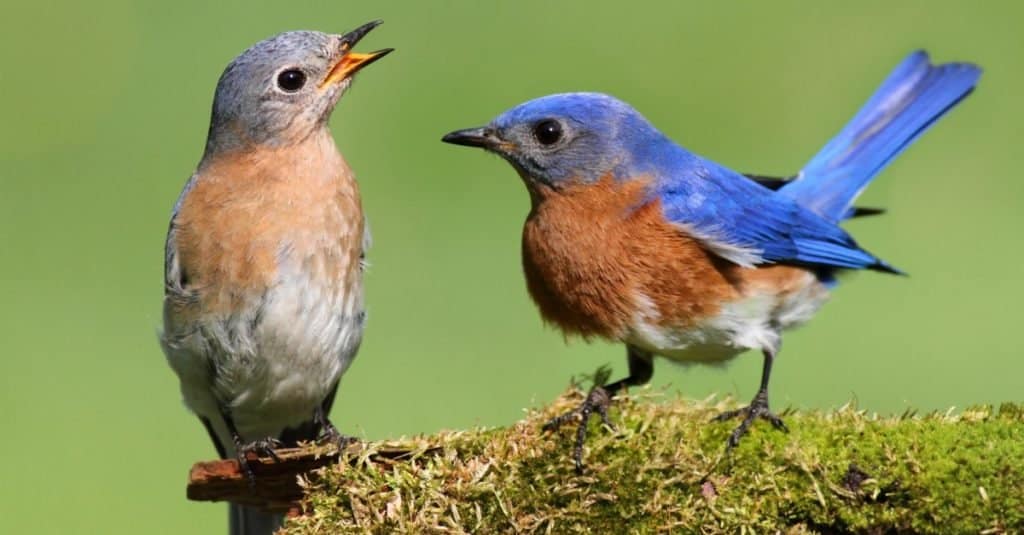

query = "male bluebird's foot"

[712,389,788,449]
[313,406,358,451]
[542,347,654,473]
[712,348,788,449]
[542,383,616,473]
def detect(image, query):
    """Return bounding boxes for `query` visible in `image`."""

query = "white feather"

[626,270,829,364]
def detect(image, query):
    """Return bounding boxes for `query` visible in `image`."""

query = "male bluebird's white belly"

[626,268,830,364]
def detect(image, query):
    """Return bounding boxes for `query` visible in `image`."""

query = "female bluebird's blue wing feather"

[780,51,981,221]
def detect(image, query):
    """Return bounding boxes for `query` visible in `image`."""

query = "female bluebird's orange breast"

[173,135,364,313]
[521,176,741,341]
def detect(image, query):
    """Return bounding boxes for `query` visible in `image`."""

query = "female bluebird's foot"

[235,437,283,486]
[219,409,283,486]
[542,384,616,473]
[314,406,358,451]
[712,390,788,449]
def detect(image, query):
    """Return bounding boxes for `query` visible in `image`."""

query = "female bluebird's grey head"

[205,21,392,154]
[442,92,674,189]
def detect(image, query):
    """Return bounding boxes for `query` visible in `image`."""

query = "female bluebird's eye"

[533,120,563,145]
[276,69,306,92]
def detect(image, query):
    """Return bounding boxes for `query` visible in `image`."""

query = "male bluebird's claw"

[712,390,789,450]
[542,384,616,474]
[543,349,654,473]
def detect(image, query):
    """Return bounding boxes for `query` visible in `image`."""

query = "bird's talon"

[713,393,787,449]
[319,426,358,451]
[542,385,616,471]
[241,437,283,462]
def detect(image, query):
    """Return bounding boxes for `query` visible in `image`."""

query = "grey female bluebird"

[159,21,391,534]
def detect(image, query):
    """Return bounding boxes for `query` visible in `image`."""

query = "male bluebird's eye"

[533,120,563,145]
[276,69,307,92]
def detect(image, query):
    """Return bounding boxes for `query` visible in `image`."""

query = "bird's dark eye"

[533,120,563,145]
[276,69,306,92]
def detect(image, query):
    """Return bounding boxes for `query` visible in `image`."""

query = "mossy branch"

[188,391,1024,533]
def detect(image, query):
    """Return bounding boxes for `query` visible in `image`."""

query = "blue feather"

[461,51,979,276]
[780,51,981,221]
[651,152,898,273]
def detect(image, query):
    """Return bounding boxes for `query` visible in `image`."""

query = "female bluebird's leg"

[276,383,358,451]
[543,345,654,473]
[312,404,357,450]
[712,348,788,448]
[220,409,282,486]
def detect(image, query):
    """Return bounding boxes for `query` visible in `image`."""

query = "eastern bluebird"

[159,21,391,533]
[443,51,980,471]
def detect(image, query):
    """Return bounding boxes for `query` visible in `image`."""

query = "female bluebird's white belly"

[164,269,365,439]
[161,134,368,450]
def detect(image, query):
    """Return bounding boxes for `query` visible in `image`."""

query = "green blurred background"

[2,1,1021,532]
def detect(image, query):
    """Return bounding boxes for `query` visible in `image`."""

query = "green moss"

[284,391,1024,534]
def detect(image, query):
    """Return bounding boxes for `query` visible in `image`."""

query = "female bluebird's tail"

[780,51,981,222]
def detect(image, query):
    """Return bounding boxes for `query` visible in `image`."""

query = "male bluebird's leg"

[712,348,788,448]
[220,409,282,486]
[544,345,654,472]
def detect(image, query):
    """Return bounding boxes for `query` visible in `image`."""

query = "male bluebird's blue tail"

[780,51,981,222]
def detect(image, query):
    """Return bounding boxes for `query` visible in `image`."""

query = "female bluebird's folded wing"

[651,156,898,273]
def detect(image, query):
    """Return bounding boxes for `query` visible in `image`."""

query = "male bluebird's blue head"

[206,21,392,155]
[442,93,677,189]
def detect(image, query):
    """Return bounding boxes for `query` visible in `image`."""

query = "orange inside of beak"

[320,51,387,88]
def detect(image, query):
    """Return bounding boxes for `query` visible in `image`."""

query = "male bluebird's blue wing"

[780,51,981,222]
[650,51,980,273]
[652,156,897,272]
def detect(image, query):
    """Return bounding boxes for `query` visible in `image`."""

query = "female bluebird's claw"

[317,423,358,452]
[712,390,788,450]
[542,385,616,474]
[235,437,284,487]
[314,406,359,452]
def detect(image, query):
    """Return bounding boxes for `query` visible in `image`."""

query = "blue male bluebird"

[159,21,391,534]
[442,51,980,471]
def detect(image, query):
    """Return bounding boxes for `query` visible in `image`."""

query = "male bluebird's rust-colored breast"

[172,135,364,315]
[521,176,820,343]
[521,176,733,340]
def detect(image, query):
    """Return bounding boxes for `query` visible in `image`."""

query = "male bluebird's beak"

[320,20,394,88]
[441,127,501,149]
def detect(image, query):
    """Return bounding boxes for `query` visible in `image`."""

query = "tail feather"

[744,173,885,218]
[781,51,981,221]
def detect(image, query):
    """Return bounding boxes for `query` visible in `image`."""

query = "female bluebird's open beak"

[321,20,394,88]
[441,127,501,149]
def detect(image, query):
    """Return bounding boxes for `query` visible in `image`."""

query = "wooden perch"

[187,444,441,513]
